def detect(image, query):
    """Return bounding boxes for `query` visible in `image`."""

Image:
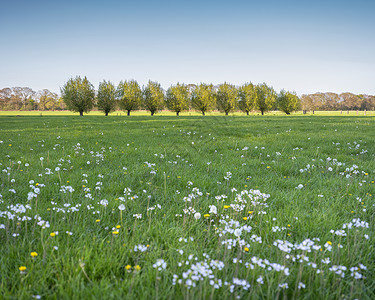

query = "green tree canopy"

[97,80,116,116]
[238,83,257,115]
[165,83,189,116]
[255,83,276,115]
[60,76,95,116]
[277,90,301,114]
[142,81,165,116]
[191,83,216,115]
[216,83,237,115]
[116,80,142,116]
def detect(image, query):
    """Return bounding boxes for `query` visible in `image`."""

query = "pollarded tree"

[238,83,257,115]
[255,83,276,115]
[61,76,95,116]
[97,80,116,116]
[165,83,189,116]
[216,83,237,115]
[142,81,165,116]
[116,80,142,116]
[191,83,216,116]
[277,90,301,114]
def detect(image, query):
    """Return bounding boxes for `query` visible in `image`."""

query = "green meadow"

[0,114,374,299]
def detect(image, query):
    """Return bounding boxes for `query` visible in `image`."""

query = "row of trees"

[301,92,375,111]
[0,87,65,111]
[61,76,301,116]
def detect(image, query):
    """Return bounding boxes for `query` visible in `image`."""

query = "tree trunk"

[286,112,290,115]
[80,111,83,116]
[246,111,249,116]
[202,111,205,116]
[225,111,228,116]
[127,110,130,116]
[176,111,179,116]
[151,111,154,116]
[261,110,264,115]
[105,111,109,116]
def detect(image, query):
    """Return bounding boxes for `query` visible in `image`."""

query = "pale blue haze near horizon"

[1,0,374,95]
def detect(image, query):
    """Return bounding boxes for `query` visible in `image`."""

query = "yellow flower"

[287,224,291,227]
[146,244,150,248]
[31,252,38,257]
[125,265,131,270]
[244,247,249,252]
[35,183,39,186]
[266,166,270,169]
[204,214,210,218]
[116,225,121,229]
[112,231,119,235]
[243,217,248,221]
[224,205,230,209]
[19,266,27,272]
[50,232,56,237]
[134,265,141,271]
[96,219,100,223]
[248,211,253,214]
[9,144,12,146]
[327,241,332,245]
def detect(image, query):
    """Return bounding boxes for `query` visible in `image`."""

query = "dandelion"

[234,229,242,238]
[31,252,38,257]
[116,225,121,229]
[125,265,131,271]
[204,214,210,218]
[50,232,56,237]
[19,266,27,273]
[244,247,249,252]
[194,212,201,220]
[96,219,100,223]
[134,265,141,271]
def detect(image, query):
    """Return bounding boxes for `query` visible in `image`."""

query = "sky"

[1,0,374,96]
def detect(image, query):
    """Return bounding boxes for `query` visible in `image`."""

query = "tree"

[277,90,301,114]
[216,83,237,115]
[60,76,95,116]
[237,83,257,115]
[36,89,59,110]
[97,80,116,116]
[116,80,142,116]
[142,81,165,116]
[255,83,276,115]
[191,83,216,115]
[12,87,35,110]
[0,88,12,110]
[165,83,189,116]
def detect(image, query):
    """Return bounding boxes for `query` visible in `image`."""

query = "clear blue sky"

[1,0,374,95]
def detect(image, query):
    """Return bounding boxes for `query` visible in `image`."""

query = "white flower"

[234,229,242,237]
[118,204,125,211]
[194,212,201,220]
[297,184,304,189]
[209,205,217,215]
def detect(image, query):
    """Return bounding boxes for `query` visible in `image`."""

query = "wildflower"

[125,265,131,271]
[50,232,56,237]
[96,219,100,223]
[234,229,242,237]
[112,231,119,235]
[134,265,141,271]
[19,266,27,272]
[224,205,230,209]
[31,252,38,257]
[194,212,201,220]
[116,225,121,229]
[248,211,253,214]
[204,214,210,218]
[243,217,248,221]
[244,247,249,252]
[118,204,125,211]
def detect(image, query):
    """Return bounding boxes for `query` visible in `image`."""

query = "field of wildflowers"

[0,115,374,299]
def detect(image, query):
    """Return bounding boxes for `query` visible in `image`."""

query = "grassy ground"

[0,115,374,299]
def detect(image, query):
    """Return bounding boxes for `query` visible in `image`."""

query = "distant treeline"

[0,87,65,111]
[1,84,374,113]
[301,92,375,111]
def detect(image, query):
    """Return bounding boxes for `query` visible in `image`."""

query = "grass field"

[0,114,374,299]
